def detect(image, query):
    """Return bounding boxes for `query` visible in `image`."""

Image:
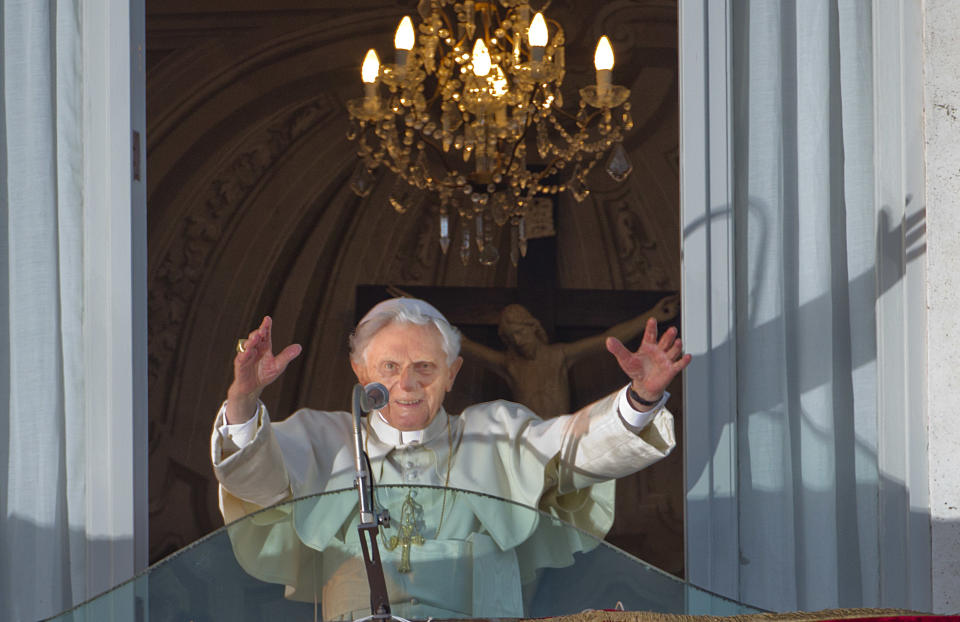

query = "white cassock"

[211,387,675,620]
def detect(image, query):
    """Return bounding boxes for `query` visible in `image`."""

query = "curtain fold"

[1,1,86,620]
[731,0,879,611]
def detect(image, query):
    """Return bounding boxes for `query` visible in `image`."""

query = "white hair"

[350,297,461,365]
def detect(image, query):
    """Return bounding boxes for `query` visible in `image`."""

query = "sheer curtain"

[1,2,88,620]
[731,0,880,610]
[683,0,928,613]
[1,1,148,620]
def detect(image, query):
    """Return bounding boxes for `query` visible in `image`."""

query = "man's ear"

[446,356,463,391]
[351,359,368,385]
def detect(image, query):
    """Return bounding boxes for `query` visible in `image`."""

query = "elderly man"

[211,297,690,619]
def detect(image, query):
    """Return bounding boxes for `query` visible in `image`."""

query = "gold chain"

[365,411,454,545]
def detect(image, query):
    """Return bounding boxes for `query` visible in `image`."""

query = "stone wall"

[923,0,960,612]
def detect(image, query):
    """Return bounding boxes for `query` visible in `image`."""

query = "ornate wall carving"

[146,0,682,575]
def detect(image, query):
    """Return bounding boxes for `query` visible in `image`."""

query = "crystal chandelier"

[346,1,634,266]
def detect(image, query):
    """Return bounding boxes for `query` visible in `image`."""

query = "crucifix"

[383,491,426,573]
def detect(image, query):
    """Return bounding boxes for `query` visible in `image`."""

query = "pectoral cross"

[384,492,426,573]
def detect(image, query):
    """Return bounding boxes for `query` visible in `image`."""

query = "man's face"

[351,321,463,431]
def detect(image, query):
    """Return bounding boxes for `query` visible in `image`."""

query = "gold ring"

[237,339,247,354]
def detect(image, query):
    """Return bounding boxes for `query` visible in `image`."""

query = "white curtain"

[1,1,87,620]
[731,0,880,610]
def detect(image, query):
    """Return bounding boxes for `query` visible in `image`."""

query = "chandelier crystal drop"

[345,0,634,264]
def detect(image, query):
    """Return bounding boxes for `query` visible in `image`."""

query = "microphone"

[361,382,389,412]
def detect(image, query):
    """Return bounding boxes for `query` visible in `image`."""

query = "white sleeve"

[211,401,293,514]
[617,386,669,432]
[214,401,263,453]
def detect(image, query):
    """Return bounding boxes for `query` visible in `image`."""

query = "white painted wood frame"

[81,0,149,598]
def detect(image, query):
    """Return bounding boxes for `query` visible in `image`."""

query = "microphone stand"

[351,383,410,622]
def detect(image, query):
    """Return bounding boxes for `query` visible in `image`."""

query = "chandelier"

[346,1,634,266]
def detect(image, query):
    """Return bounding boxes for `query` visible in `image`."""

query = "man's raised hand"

[605,317,691,409]
[226,316,302,424]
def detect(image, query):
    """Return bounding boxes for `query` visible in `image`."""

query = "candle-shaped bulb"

[528,12,547,62]
[528,13,548,46]
[361,49,380,83]
[472,39,491,77]
[361,49,380,110]
[594,36,613,98]
[394,16,414,70]
[594,36,614,70]
[395,16,415,51]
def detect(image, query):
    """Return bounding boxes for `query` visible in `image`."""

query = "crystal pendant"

[417,0,433,20]
[459,227,471,265]
[422,35,438,73]
[576,103,590,127]
[518,216,527,257]
[479,245,499,266]
[349,161,376,197]
[412,150,429,186]
[475,151,490,175]
[568,169,590,203]
[605,142,633,182]
[536,122,550,158]
[492,192,510,226]
[389,196,408,214]
[479,209,497,265]
[463,0,476,39]
[388,176,415,213]
[515,5,530,36]
[475,213,484,252]
[439,213,450,254]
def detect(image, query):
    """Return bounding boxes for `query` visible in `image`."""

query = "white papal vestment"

[211,388,675,620]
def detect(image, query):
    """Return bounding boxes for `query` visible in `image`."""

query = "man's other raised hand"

[605,317,691,409]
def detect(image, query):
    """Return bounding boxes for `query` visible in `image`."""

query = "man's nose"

[399,366,417,390]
